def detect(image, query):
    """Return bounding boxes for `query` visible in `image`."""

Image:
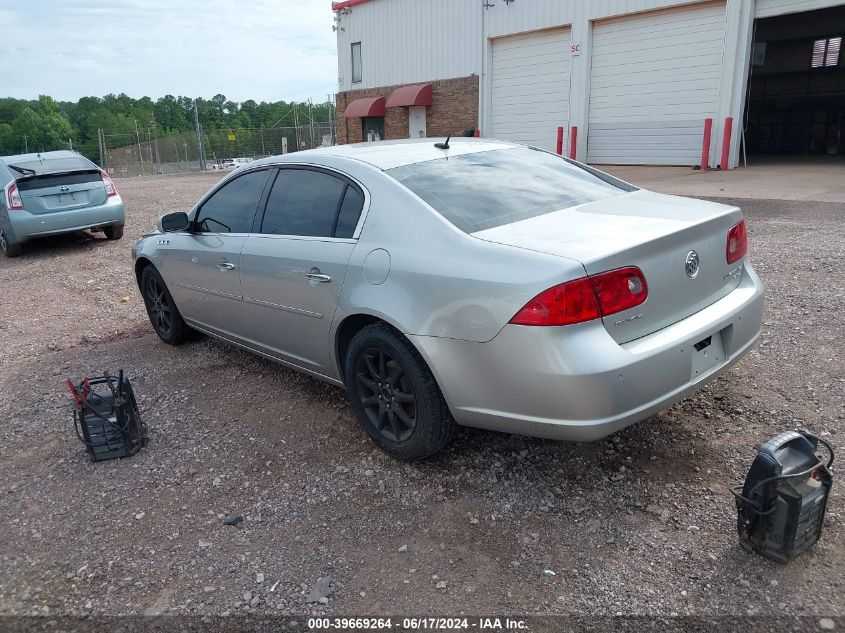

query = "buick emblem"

[60,185,70,192]
[685,250,700,279]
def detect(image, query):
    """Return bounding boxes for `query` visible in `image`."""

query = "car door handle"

[218,262,236,271]
[305,272,331,283]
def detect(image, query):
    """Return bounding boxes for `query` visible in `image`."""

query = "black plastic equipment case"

[733,430,833,563]
[69,371,147,462]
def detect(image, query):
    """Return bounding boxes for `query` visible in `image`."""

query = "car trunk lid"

[473,189,745,344]
[16,170,108,214]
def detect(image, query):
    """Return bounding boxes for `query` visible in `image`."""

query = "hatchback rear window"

[5,155,94,175]
[387,148,635,233]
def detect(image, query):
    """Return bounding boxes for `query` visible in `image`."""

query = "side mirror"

[157,212,190,233]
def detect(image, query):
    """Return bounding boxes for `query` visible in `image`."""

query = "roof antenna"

[434,135,451,150]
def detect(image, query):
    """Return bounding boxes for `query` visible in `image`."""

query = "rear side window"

[260,169,362,238]
[387,148,635,233]
[335,186,365,238]
[196,169,270,233]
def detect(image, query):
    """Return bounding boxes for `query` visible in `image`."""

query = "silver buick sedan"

[132,138,763,460]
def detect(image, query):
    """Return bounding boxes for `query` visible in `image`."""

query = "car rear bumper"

[6,196,125,243]
[412,262,764,442]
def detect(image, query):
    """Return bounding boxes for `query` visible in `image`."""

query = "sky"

[0,0,339,103]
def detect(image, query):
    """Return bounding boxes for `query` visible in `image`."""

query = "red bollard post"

[556,127,564,155]
[700,118,713,171]
[569,126,578,160]
[720,117,733,171]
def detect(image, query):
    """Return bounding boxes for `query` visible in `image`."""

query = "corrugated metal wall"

[334,0,717,90]
[334,0,845,167]
[335,0,481,91]
[755,0,844,18]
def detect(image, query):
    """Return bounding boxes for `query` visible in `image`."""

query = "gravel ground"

[0,173,842,623]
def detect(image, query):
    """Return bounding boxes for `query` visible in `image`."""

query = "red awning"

[386,84,433,108]
[342,96,385,118]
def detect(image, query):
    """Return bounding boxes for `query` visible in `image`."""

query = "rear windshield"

[387,147,635,233]
[4,154,94,176]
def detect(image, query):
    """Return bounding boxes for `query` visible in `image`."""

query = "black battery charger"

[68,371,147,462]
[733,430,833,563]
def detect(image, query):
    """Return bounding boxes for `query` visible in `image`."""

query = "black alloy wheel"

[344,323,456,460]
[140,265,191,344]
[145,274,174,338]
[355,347,418,442]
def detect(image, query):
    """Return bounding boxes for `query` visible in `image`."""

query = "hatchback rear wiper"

[8,164,37,176]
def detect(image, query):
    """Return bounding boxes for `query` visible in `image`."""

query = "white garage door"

[491,28,571,152]
[587,2,726,165]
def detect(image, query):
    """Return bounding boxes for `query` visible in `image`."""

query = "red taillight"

[509,266,648,327]
[101,170,118,197]
[5,181,24,210]
[590,266,649,316]
[726,219,747,264]
[509,277,601,326]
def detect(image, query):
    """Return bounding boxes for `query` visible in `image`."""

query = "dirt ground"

[0,172,842,625]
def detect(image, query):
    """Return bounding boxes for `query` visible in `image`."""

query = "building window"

[811,37,841,68]
[351,42,362,83]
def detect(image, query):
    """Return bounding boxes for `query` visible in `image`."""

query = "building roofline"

[332,0,371,11]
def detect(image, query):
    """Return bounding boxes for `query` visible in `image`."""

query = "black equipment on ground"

[732,430,833,563]
[67,371,147,462]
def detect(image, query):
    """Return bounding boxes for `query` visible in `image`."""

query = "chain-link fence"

[102,124,336,178]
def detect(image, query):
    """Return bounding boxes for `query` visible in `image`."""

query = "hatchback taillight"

[5,181,24,210]
[726,219,747,264]
[101,170,118,197]
[510,266,648,327]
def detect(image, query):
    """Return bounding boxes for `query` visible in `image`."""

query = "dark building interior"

[745,5,845,158]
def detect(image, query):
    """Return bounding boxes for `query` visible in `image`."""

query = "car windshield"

[3,154,94,176]
[387,147,636,233]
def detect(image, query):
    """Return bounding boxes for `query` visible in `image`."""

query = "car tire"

[0,228,21,257]
[140,265,192,345]
[345,323,456,460]
[104,224,124,240]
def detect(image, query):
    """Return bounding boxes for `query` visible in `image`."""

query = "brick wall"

[335,75,479,144]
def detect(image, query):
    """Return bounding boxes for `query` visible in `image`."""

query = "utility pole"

[22,135,28,153]
[309,99,315,149]
[328,94,336,145]
[98,128,104,166]
[150,115,161,174]
[260,128,266,156]
[194,100,206,171]
[293,103,300,152]
[134,119,146,176]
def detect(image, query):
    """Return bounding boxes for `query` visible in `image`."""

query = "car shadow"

[9,230,111,259]
[190,331,715,487]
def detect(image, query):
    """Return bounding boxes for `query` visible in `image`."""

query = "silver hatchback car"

[1,150,125,256]
[133,138,763,460]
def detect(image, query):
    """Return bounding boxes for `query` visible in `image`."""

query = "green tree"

[10,106,74,153]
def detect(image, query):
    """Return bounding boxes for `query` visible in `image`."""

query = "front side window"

[260,168,362,238]
[387,148,635,233]
[195,169,270,233]
[351,42,362,83]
